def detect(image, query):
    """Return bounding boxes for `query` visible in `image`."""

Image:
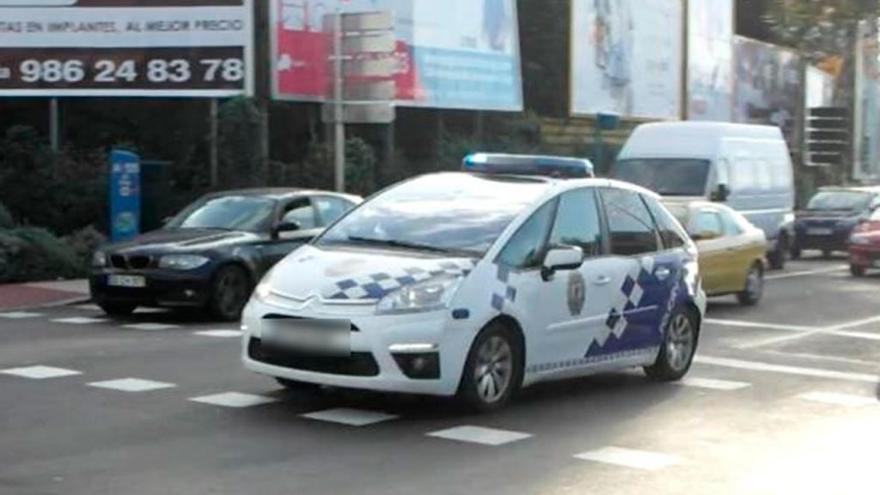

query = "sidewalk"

[0,279,90,311]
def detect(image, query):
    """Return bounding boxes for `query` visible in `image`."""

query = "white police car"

[242,154,706,411]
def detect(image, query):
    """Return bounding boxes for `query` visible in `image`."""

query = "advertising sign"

[109,149,141,243]
[271,0,523,111]
[854,21,880,180]
[0,0,254,97]
[734,37,803,148]
[687,0,734,121]
[570,0,683,119]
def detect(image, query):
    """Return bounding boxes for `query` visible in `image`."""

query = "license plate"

[262,318,351,356]
[807,228,833,236]
[107,274,146,288]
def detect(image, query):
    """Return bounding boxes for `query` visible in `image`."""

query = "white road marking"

[52,317,107,325]
[677,377,751,391]
[828,315,880,331]
[736,315,880,349]
[87,378,176,392]
[705,318,815,333]
[831,330,880,341]
[763,350,879,367]
[426,426,532,446]
[574,447,681,470]
[798,391,878,407]
[765,266,848,281]
[0,311,43,319]
[73,304,102,312]
[0,365,81,379]
[189,392,278,408]
[301,408,398,426]
[194,330,243,338]
[122,323,180,331]
[695,356,879,384]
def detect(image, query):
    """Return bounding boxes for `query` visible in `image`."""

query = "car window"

[600,188,660,256]
[497,200,556,269]
[720,209,743,236]
[549,189,603,257]
[693,210,724,238]
[314,197,352,227]
[282,199,316,229]
[644,196,688,249]
[166,195,276,233]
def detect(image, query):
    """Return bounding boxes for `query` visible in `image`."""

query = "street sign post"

[109,149,141,243]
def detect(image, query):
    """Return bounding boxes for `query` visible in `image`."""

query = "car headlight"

[376,274,463,315]
[158,254,210,271]
[91,251,107,268]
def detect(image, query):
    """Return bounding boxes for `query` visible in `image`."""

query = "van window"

[600,188,660,256]
[612,159,710,197]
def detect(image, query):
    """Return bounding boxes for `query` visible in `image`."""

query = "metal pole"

[49,97,60,152]
[209,98,219,188]
[333,10,346,193]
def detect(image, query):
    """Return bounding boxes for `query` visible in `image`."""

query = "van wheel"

[644,307,699,381]
[457,322,523,412]
[737,263,764,306]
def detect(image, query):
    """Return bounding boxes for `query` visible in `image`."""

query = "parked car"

[666,201,767,306]
[792,186,880,259]
[611,122,795,270]
[242,154,705,411]
[90,189,362,320]
[848,207,880,276]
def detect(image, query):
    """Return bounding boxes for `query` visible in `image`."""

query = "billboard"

[687,0,734,121]
[854,21,880,180]
[0,0,254,97]
[271,0,523,111]
[570,0,683,119]
[734,36,803,147]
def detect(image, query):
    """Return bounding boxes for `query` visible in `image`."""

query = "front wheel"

[457,323,523,412]
[851,264,866,277]
[768,240,787,270]
[644,307,699,382]
[208,265,251,321]
[98,301,137,317]
[737,264,764,306]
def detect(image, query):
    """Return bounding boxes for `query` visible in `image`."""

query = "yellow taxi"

[665,201,767,306]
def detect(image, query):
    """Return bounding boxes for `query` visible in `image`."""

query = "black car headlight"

[158,254,210,271]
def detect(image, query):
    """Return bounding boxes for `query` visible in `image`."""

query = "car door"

[690,208,727,295]
[593,187,671,357]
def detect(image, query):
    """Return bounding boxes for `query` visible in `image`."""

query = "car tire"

[736,263,764,306]
[98,301,137,317]
[275,377,322,392]
[790,244,802,260]
[644,307,699,382]
[457,322,523,412]
[850,264,866,277]
[208,264,251,321]
[768,239,787,270]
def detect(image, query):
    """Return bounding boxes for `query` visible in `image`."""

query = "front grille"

[109,254,127,269]
[128,255,151,269]
[248,338,379,376]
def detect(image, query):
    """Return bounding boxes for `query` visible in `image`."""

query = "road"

[1,257,878,495]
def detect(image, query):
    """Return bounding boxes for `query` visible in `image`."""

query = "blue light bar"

[462,153,595,179]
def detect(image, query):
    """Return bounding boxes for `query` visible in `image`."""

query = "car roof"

[204,188,361,202]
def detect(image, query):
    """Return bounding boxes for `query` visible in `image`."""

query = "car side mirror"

[710,184,730,202]
[541,246,585,281]
[273,221,301,238]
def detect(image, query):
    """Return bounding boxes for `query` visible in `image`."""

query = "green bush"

[63,225,107,270]
[0,201,13,229]
[345,137,378,196]
[0,227,85,283]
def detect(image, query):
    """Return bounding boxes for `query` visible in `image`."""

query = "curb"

[1,296,92,313]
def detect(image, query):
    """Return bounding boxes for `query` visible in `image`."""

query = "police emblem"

[567,271,586,316]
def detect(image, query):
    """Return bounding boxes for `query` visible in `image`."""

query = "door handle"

[655,267,671,281]
[593,275,612,286]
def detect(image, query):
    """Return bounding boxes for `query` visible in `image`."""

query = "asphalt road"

[1,256,879,495]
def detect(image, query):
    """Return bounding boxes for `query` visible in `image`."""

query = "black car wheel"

[768,238,787,270]
[208,265,251,321]
[98,301,137,317]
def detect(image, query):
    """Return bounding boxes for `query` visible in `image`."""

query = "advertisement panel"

[854,21,880,180]
[271,0,523,111]
[687,0,734,121]
[0,0,254,97]
[734,36,803,148]
[570,0,683,119]
[109,149,141,243]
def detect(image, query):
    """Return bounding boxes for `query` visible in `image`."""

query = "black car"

[90,188,361,320]
[792,186,880,259]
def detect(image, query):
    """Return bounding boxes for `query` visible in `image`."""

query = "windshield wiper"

[344,236,474,255]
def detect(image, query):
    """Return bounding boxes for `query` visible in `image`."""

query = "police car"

[242,154,706,411]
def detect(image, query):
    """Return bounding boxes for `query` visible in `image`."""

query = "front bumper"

[848,244,880,268]
[90,267,214,308]
[240,298,470,396]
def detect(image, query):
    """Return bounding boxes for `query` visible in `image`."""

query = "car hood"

[266,245,478,301]
[104,228,262,254]
[797,210,859,220]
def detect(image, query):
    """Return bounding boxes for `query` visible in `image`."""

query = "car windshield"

[317,173,551,255]
[806,191,873,211]
[612,159,710,196]
[166,195,276,233]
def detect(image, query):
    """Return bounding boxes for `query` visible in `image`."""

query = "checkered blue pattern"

[602,258,654,340]
[324,260,475,300]
[491,265,517,311]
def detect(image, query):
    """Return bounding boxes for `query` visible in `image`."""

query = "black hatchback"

[90,189,361,320]
[792,187,880,258]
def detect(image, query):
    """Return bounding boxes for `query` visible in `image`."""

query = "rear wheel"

[737,264,764,306]
[768,238,787,270]
[208,265,251,321]
[98,301,137,317]
[644,307,698,381]
[457,322,523,412]
[790,244,802,260]
[850,264,866,277]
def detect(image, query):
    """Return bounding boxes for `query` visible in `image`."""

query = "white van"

[611,122,796,269]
